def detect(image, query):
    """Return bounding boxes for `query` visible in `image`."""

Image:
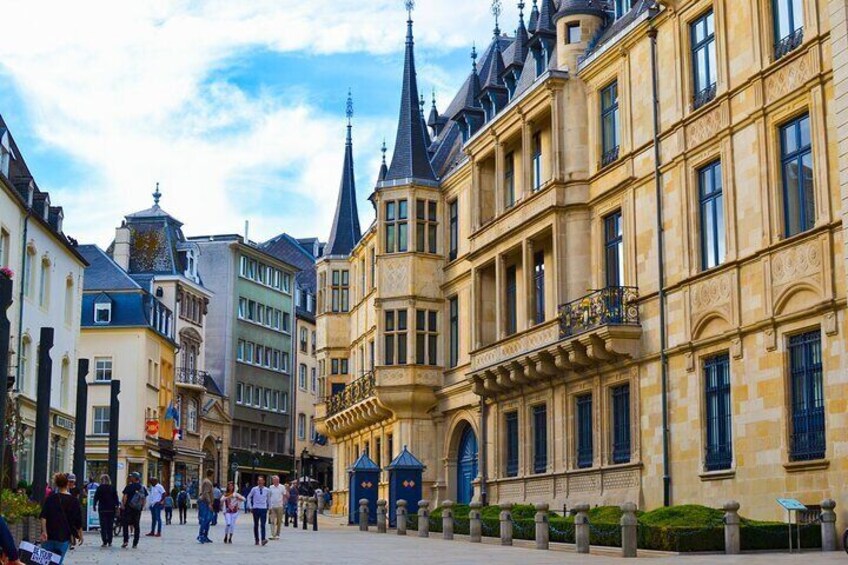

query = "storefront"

[174,462,200,498]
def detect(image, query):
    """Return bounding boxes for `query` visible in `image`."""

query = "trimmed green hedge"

[409,504,823,552]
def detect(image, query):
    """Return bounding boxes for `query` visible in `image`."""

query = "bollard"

[302,499,308,530]
[310,497,318,531]
[418,500,430,538]
[574,503,590,554]
[397,500,408,536]
[442,500,455,540]
[821,499,837,551]
[620,502,638,558]
[723,501,740,555]
[377,500,388,533]
[469,501,482,543]
[499,502,513,546]
[359,499,369,532]
[535,503,550,550]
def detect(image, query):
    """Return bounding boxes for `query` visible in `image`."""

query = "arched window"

[38,256,51,308]
[19,336,31,393]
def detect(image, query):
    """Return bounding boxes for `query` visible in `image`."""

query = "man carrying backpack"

[176,487,189,525]
[121,472,147,549]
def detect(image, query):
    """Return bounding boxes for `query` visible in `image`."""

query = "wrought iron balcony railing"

[176,367,208,387]
[600,145,620,168]
[326,371,375,417]
[558,286,640,338]
[774,27,803,60]
[693,82,717,110]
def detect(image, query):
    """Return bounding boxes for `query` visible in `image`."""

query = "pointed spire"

[383,1,438,184]
[379,139,388,182]
[528,0,539,31]
[428,88,439,127]
[534,0,556,36]
[326,93,362,257]
[491,0,503,37]
[152,182,161,206]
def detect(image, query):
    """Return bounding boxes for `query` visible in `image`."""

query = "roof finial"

[405,0,415,43]
[346,88,354,144]
[431,87,437,108]
[518,1,525,20]
[471,43,478,72]
[381,138,387,164]
[491,0,503,37]
[152,182,161,206]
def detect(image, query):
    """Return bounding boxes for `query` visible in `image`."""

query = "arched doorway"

[456,425,478,504]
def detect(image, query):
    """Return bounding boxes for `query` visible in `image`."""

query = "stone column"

[521,119,534,199]
[377,499,387,533]
[396,500,408,536]
[418,500,430,538]
[574,503,590,554]
[723,501,740,555]
[471,268,480,349]
[469,501,483,543]
[620,502,638,558]
[500,503,513,546]
[494,140,505,217]
[359,499,369,532]
[821,499,837,551]
[442,499,454,540]
[495,255,505,340]
[523,238,535,330]
[549,89,562,182]
[535,503,549,550]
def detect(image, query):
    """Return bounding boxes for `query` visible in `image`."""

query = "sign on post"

[776,498,807,553]
[86,483,100,530]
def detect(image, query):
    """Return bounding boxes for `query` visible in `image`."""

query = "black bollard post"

[0,275,13,507]
[108,380,121,483]
[72,359,89,482]
[311,497,318,531]
[302,499,307,530]
[32,328,54,504]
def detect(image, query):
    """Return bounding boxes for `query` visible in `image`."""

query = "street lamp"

[299,447,308,489]
[251,443,259,485]
[214,436,223,485]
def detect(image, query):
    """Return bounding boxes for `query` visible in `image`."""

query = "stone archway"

[201,436,218,485]
[445,417,478,505]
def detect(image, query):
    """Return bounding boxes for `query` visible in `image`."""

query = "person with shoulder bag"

[92,474,120,547]
[39,473,83,564]
[121,472,146,549]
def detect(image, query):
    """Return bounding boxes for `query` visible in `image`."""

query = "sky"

[0,0,522,249]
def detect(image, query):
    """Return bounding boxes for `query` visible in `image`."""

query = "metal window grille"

[789,331,825,461]
[533,405,547,474]
[611,384,631,464]
[704,354,732,471]
[577,395,593,469]
[505,411,519,477]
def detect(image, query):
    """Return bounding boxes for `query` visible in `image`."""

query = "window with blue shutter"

[577,395,593,469]
[505,411,519,477]
[533,405,547,474]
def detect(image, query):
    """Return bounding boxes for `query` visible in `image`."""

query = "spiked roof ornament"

[326,91,362,256]
[491,0,503,36]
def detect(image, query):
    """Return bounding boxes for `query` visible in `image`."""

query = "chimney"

[113,222,131,271]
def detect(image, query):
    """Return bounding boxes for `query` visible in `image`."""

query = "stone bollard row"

[723,501,740,555]
[442,500,455,540]
[418,500,430,538]
[396,500,408,536]
[469,501,482,543]
[358,499,369,532]
[620,502,638,558]
[534,503,549,550]
[574,503,590,554]
[376,500,387,533]
[821,499,837,552]
[499,503,513,546]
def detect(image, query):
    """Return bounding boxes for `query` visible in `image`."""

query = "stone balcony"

[469,286,642,397]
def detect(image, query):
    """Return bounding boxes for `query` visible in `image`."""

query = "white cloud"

[0,0,520,245]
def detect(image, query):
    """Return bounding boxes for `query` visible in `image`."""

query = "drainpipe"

[647,3,670,507]
[479,396,488,505]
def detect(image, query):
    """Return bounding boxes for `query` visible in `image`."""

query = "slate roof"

[261,233,317,319]
[554,0,610,20]
[385,445,426,470]
[349,451,380,471]
[582,0,652,58]
[78,244,142,291]
[325,116,361,257]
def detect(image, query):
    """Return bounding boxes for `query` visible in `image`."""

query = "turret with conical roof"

[381,4,438,186]
[325,91,362,257]
[479,4,509,120]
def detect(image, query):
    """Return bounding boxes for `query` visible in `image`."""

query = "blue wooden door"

[456,426,478,504]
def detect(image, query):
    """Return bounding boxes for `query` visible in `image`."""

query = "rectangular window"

[533,251,545,324]
[385,200,408,253]
[271,391,279,411]
[415,310,438,366]
[375,437,382,468]
[331,269,350,312]
[774,0,804,59]
[94,357,112,382]
[93,407,110,436]
[566,22,581,44]
[789,330,825,461]
[532,404,547,474]
[449,297,459,369]
[299,364,307,389]
[691,10,717,109]
[448,200,458,261]
[236,382,244,404]
[504,152,515,208]
[611,384,631,464]
[699,161,725,270]
[297,413,306,440]
[704,354,732,470]
[505,265,517,336]
[415,200,437,254]
[505,411,519,477]
[781,114,814,237]
[94,303,111,324]
[576,395,593,468]
[370,247,376,290]
[384,310,408,365]
[600,81,620,166]
[311,367,317,392]
[604,211,624,287]
[245,384,253,406]
[253,386,261,407]
[614,0,631,19]
[532,133,543,191]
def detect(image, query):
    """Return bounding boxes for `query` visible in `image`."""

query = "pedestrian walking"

[92,474,120,547]
[197,469,214,544]
[121,472,147,549]
[284,481,298,527]
[0,516,22,564]
[146,477,166,537]
[221,482,245,544]
[246,476,270,546]
[314,486,324,515]
[267,475,285,540]
[39,472,84,563]
[211,483,222,526]
[177,486,189,525]
[164,492,174,525]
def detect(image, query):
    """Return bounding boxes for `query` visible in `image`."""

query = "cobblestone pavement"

[68,512,844,564]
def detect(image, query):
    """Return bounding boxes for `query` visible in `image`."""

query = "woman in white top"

[221,482,245,544]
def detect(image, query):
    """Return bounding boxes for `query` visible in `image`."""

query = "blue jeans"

[150,503,163,534]
[198,501,212,541]
[41,540,71,564]
[252,508,267,542]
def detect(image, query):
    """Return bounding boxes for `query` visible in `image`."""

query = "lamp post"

[214,436,223,485]
[250,443,259,485]
[299,448,308,490]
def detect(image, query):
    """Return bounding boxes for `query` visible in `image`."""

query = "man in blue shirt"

[246,476,270,546]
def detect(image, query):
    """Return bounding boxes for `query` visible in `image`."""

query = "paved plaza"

[66,511,844,564]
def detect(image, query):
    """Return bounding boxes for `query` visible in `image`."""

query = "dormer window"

[183,249,198,282]
[0,132,11,178]
[614,0,631,20]
[95,303,112,324]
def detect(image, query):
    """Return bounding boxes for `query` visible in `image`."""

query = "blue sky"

[0,0,521,248]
